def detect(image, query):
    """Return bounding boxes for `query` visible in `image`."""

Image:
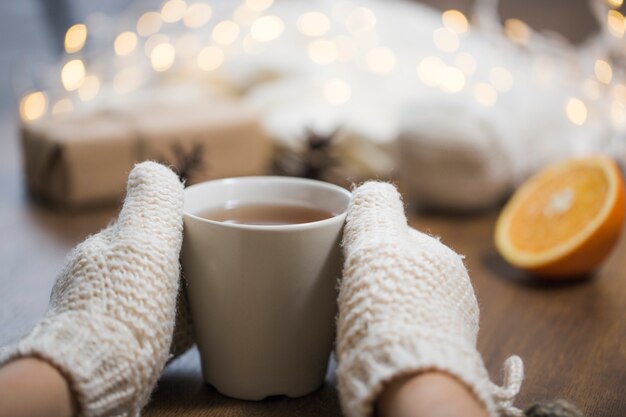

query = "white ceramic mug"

[182,176,351,400]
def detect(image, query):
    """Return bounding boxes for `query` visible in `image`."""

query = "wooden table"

[1,115,624,417]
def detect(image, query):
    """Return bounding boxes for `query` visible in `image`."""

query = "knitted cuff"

[0,311,148,417]
[336,329,497,417]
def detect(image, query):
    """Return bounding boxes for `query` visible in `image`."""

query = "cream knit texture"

[336,181,524,417]
[0,162,185,417]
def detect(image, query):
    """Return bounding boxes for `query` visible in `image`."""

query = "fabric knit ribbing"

[0,162,185,417]
[336,181,524,417]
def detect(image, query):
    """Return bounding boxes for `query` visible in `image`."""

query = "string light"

[19,91,48,122]
[212,20,240,45]
[307,39,338,65]
[417,56,446,87]
[474,83,497,106]
[161,0,187,23]
[607,10,625,38]
[114,32,138,56]
[504,19,530,44]
[455,53,476,75]
[490,67,513,92]
[65,24,87,54]
[323,79,351,105]
[137,11,162,36]
[78,75,100,101]
[440,67,465,93]
[150,43,176,71]
[345,7,376,33]
[333,35,357,62]
[114,67,142,94]
[433,28,459,53]
[61,59,86,91]
[245,0,273,12]
[250,16,284,42]
[184,2,212,28]
[594,59,613,84]
[565,98,587,125]
[297,12,331,37]
[366,47,396,74]
[197,46,224,71]
[52,98,73,115]
[442,10,468,34]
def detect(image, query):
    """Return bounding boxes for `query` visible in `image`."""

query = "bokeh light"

[565,98,587,125]
[61,59,86,91]
[78,75,100,101]
[474,83,498,107]
[440,67,465,93]
[307,39,338,65]
[417,56,446,87]
[250,16,284,42]
[161,0,187,23]
[594,60,613,84]
[298,12,331,37]
[150,42,176,71]
[490,67,513,92]
[197,46,224,71]
[114,32,138,56]
[366,47,396,74]
[19,91,48,122]
[212,20,240,45]
[442,10,468,34]
[324,79,351,105]
[137,11,162,36]
[65,24,87,54]
[433,28,459,53]
[184,2,212,28]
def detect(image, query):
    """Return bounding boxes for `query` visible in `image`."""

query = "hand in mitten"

[336,182,524,417]
[0,161,193,417]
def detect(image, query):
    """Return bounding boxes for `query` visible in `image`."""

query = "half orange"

[495,155,626,278]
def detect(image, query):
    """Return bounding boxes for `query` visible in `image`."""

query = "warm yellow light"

[565,98,587,126]
[504,19,530,44]
[114,67,142,94]
[144,34,169,56]
[323,79,351,105]
[150,43,176,71]
[52,98,73,115]
[440,67,465,93]
[333,35,357,62]
[197,46,224,71]
[607,10,625,38]
[490,67,513,92]
[161,0,187,23]
[61,59,86,91]
[607,0,623,7]
[594,59,613,84]
[307,39,338,65]
[137,11,162,36]
[433,28,459,53]
[417,56,446,87]
[78,75,100,101]
[183,2,212,28]
[65,24,87,53]
[474,83,497,107]
[114,31,138,56]
[366,47,396,74]
[250,16,284,42]
[442,10,468,34]
[212,20,240,45]
[233,5,259,26]
[245,0,273,12]
[19,91,48,122]
[583,79,601,100]
[455,52,476,75]
[297,12,330,37]
[345,7,376,33]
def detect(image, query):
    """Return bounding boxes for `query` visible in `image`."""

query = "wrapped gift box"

[21,98,272,208]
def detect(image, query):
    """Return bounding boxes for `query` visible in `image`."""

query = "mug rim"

[183,176,352,231]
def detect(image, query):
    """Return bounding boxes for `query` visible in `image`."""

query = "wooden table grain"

[0,115,624,417]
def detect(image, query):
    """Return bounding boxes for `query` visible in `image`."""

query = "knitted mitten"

[336,181,524,417]
[0,161,190,417]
